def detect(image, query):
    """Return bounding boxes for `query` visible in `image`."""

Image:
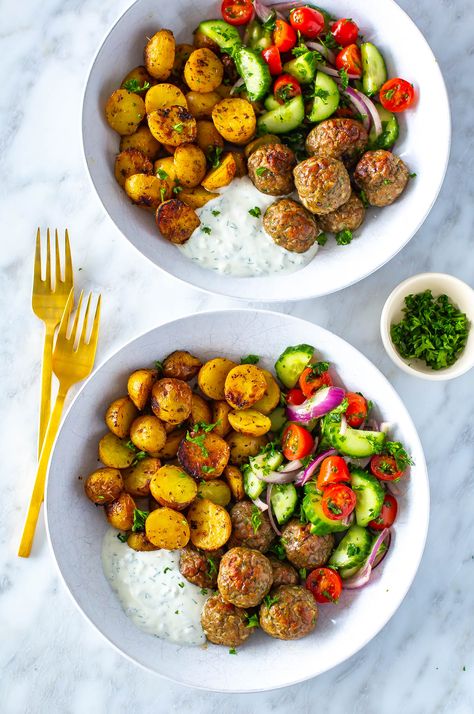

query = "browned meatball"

[201,594,252,647]
[354,150,410,207]
[228,501,274,552]
[268,557,299,586]
[248,144,296,196]
[281,519,334,569]
[259,585,318,640]
[179,545,224,589]
[218,547,273,608]
[263,198,319,253]
[306,118,368,167]
[318,192,366,233]
[293,156,351,215]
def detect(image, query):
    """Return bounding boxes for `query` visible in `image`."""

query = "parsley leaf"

[156,168,168,180]
[385,441,414,471]
[317,232,328,246]
[241,354,260,365]
[117,532,128,542]
[211,209,221,216]
[229,647,237,655]
[263,594,279,608]
[132,508,149,532]
[262,11,277,31]
[338,68,349,90]
[251,505,262,534]
[269,540,286,560]
[122,78,150,93]
[207,145,223,168]
[255,166,268,176]
[186,430,209,456]
[359,190,369,208]
[201,225,212,235]
[299,567,307,581]
[248,206,261,218]
[173,122,184,133]
[245,613,260,628]
[206,557,217,577]
[335,229,353,245]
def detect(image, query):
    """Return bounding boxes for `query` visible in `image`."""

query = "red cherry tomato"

[331,18,359,46]
[261,45,282,75]
[221,0,253,25]
[273,73,302,104]
[286,387,305,406]
[380,78,415,112]
[368,493,398,530]
[282,423,314,461]
[316,455,351,490]
[306,567,342,604]
[335,43,362,77]
[370,455,404,481]
[345,392,368,428]
[289,6,325,39]
[273,19,297,52]
[321,483,356,521]
[298,365,333,398]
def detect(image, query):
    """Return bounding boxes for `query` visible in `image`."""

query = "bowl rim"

[81,0,452,302]
[45,308,430,690]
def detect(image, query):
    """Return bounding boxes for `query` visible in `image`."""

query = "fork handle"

[38,325,55,457]
[18,388,67,558]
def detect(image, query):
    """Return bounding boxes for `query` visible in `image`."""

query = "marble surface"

[1,0,473,712]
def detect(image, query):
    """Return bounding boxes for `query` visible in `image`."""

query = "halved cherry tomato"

[298,365,333,398]
[345,392,368,428]
[274,73,302,104]
[289,7,325,39]
[368,493,398,530]
[321,483,356,521]
[273,19,297,53]
[380,78,415,113]
[331,18,359,46]
[306,567,342,604]
[282,423,314,461]
[261,45,282,76]
[335,43,362,77]
[286,387,305,406]
[370,455,404,481]
[317,455,351,490]
[221,0,253,25]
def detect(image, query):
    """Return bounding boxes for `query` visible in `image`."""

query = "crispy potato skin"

[105,89,145,136]
[188,498,232,550]
[124,174,166,209]
[150,464,197,509]
[145,506,190,549]
[186,91,221,119]
[105,396,139,438]
[224,365,267,410]
[198,358,237,400]
[173,144,207,188]
[121,65,155,92]
[127,532,159,551]
[226,432,268,465]
[145,83,187,114]
[212,400,232,437]
[84,467,123,504]
[144,29,176,80]
[253,369,281,414]
[178,430,230,479]
[230,151,247,178]
[193,27,220,52]
[212,98,256,145]
[180,186,219,209]
[156,199,200,244]
[184,48,224,93]
[127,368,158,410]
[120,126,161,160]
[163,350,202,381]
[122,456,161,496]
[198,479,231,507]
[224,465,245,500]
[201,152,236,191]
[151,378,193,424]
[190,393,212,426]
[148,105,197,146]
[156,427,186,460]
[129,414,167,454]
[228,409,271,436]
[105,492,136,530]
[99,432,136,469]
[196,120,224,155]
[173,43,194,75]
[114,149,153,189]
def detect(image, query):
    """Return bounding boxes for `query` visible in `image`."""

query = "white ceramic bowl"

[381,272,474,380]
[82,0,450,301]
[45,310,429,691]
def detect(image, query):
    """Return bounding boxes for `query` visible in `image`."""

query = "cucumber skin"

[274,343,314,388]
[283,53,317,84]
[257,95,305,135]
[271,483,298,525]
[308,72,340,122]
[323,419,386,458]
[264,95,281,112]
[235,47,272,101]
[361,42,387,96]
[328,525,372,572]
[243,466,265,500]
[198,20,242,52]
[368,103,399,149]
[303,486,349,536]
[351,468,385,527]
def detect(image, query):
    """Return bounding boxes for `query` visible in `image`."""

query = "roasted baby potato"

[151,378,193,424]
[230,151,247,178]
[114,148,153,189]
[178,429,230,479]
[193,27,220,52]
[173,144,207,188]
[153,156,177,199]
[226,431,267,465]
[163,350,202,381]
[150,464,197,509]
[145,507,190,549]
[224,364,267,410]
[201,152,237,191]
[127,368,158,410]
[120,126,161,160]
[121,65,155,92]
[84,467,123,504]
[244,134,282,158]
[105,396,138,438]
[187,498,231,550]
[156,199,200,244]
[145,83,188,114]
[198,357,237,400]
[224,465,245,500]
[156,427,186,460]
[122,456,161,497]
[180,186,219,209]
[197,479,231,507]
[228,409,272,436]
[124,174,166,208]
[144,29,176,80]
[253,369,281,415]
[212,400,232,437]
[148,105,197,146]
[184,48,224,93]
[105,89,146,136]
[196,120,225,155]
[129,415,167,455]
[173,43,194,74]
[186,91,221,118]
[98,432,136,469]
[190,393,212,426]
[105,492,136,530]
[127,532,159,551]
[212,98,256,145]
[215,83,232,99]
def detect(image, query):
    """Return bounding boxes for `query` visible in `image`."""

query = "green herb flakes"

[245,613,260,628]
[335,229,353,245]
[251,505,262,534]
[132,508,149,532]
[122,79,150,93]
[241,354,260,365]
[317,232,328,247]
[248,206,262,218]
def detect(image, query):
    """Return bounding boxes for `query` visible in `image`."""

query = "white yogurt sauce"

[178,176,318,277]
[101,528,208,646]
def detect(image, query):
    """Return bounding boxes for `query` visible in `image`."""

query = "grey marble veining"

[1,0,474,711]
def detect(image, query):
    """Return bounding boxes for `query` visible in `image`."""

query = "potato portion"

[178,430,230,480]
[154,156,178,199]
[151,378,193,424]
[198,358,237,400]
[124,174,166,209]
[104,396,138,438]
[130,415,167,455]
[224,465,245,500]
[196,120,224,155]
[148,105,197,146]
[187,498,231,550]
[184,48,224,93]
[180,186,219,209]
[156,199,200,244]
[197,479,231,507]
[212,98,256,145]
[150,464,197,510]
[193,27,220,52]
[144,29,175,80]
[212,400,232,437]
[231,151,247,178]
[173,144,207,188]
[105,492,136,530]
[127,532,159,551]
[145,83,187,114]
[114,149,153,188]
[127,368,158,410]
[224,365,267,410]
[156,428,186,460]
[122,456,161,496]
[121,65,154,92]
[244,134,282,158]
[173,43,194,75]
[201,152,237,191]
[190,393,212,426]
[84,467,123,504]
[99,432,136,469]
[145,507,190,549]
[228,409,271,436]
[163,350,202,381]
[253,370,281,415]
[186,91,220,118]
[105,89,145,135]
[226,431,267,465]
[120,125,161,160]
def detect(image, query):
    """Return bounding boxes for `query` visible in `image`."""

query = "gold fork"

[19,288,101,558]
[32,228,73,454]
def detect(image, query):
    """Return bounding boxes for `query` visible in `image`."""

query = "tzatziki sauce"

[101,528,208,646]
[178,176,318,277]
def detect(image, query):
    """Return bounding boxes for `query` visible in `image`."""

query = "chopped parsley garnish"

[160,187,166,203]
[201,465,216,474]
[132,450,147,465]
[164,567,172,574]
[186,430,209,456]
[262,10,276,31]
[207,145,223,168]
[173,185,183,195]
[193,420,220,433]
[312,87,330,103]
[125,439,137,451]
[305,361,329,379]
[122,78,150,93]
[384,88,396,101]
[322,589,339,603]
[299,568,307,581]
[241,354,260,365]
[172,122,184,133]
[248,206,261,218]
[228,647,237,655]
[201,225,212,235]
[245,613,260,629]
[132,508,149,532]
[178,582,185,588]
[156,168,168,180]
[359,190,369,208]
[263,594,279,608]
[385,441,414,471]
[409,172,417,179]
[200,588,208,596]
[347,543,361,557]
[211,209,221,216]
[206,557,217,577]
[321,32,341,51]
[326,499,342,516]
[251,505,262,533]
[276,83,295,103]
[317,232,328,246]
[269,540,286,560]
[383,178,393,185]
[335,229,353,245]
[338,68,349,90]
[117,532,128,542]
[255,166,268,177]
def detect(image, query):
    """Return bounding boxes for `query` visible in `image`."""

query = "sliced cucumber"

[244,449,283,500]
[308,71,339,123]
[243,465,265,500]
[323,419,386,458]
[235,47,272,101]
[361,42,387,96]
[368,103,399,150]
[271,483,298,525]
[328,525,372,573]
[303,484,349,535]
[198,20,242,53]
[283,52,317,85]
[274,343,314,388]
[269,406,287,433]
[351,468,385,527]
[264,95,281,112]
[257,95,305,135]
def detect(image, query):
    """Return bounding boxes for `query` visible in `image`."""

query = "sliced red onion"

[256,469,298,484]
[230,77,245,95]
[343,455,371,469]
[339,414,347,436]
[345,86,382,136]
[294,449,337,486]
[342,87,370,130]
[307,42,336,66]
[269,0,303,11]
[266,485,281,536]
[286,386,345,423]
[380,422,392,435]
[254,0,277,22]
[343,528,390,589]
[341,511,355,528]
[279,460,304,473]
[373,531,391,568]
[316,63,359,80]
[251,495,268,511]
[364,418,380,432]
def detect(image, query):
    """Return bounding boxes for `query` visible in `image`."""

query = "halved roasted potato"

[120,125,162,160]
[127,368,158,410]
[226,431,267,465]
[145,507,190,549]
[144,29,175,80]
[244,134,282,158]
[99,432,136,469]
[186,91,221,118]
[163,350,202,381]
[187,498,231,550]
[211,400,232,437]
[173,144,207,188]
[201,152,237,191]
[105,89,145,136]
[253,369,281,415]
[114,149,153,189]
[156,427,186,460]
[105,492,136,530]
[212,98,256,145]
[190,393,212,426]
[124,174,166,209]
[177,429,230,480]
[145,83,187,114]
[224,465,245,500]
[228,409,271,436]
[180,186,219,209]
[173,43,194,75]
[151,378,193,424]
[122,456,161,496]
[224,364,267,410]
[84,467,123,504]
[127,532,159,551]
[150,464,197,509]
[197,479,231,507]
[105,396,139,438]
[156,199,200,244]
[129,415,167,455]
[198,358,237,400]
[148,105,197,146]
[121,65,155,92]
[196,120,224,155]
[184,48,224,93]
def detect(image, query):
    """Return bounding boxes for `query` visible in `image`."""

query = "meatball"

[318,192,366,234]
[218,547,273,608]
[293,156,351,215]
[354,150,410,207]
[263,198,319,253]
[268,556,299,587]
[281,519,334,569]
[248,144,296,196]
[228,501,274,552]
[179,545,223,589]
[201,593,252,647]
[306,118,368,167]
[259,585,318,640]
